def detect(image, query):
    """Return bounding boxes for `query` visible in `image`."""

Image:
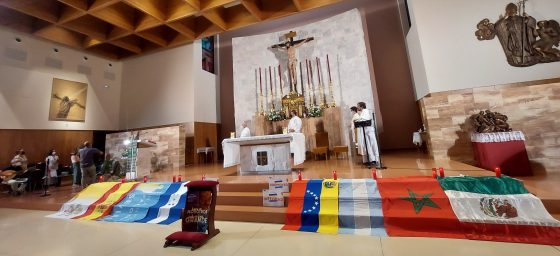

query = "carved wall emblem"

[476,1,560,67]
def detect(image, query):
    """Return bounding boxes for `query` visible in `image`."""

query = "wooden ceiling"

[0,0,343,60]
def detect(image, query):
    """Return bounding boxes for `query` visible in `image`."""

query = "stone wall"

[105,125,186,175]
[419,79,560,174]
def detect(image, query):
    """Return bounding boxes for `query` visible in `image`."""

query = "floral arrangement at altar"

[308,105,322,117]
[267,109,285,121]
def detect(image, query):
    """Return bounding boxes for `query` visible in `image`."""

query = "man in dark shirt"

[79,141,103,188]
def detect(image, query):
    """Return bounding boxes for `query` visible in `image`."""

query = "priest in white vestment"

[240,121,251,138]
[355,102,379,164]
[350,106,363,155]
[288,110,302,133]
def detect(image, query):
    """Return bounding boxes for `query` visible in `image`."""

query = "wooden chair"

[312,132,329,160]
[332,146,349,159]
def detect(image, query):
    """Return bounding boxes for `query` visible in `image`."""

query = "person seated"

[8,149,28,172]
[100,154,122,181]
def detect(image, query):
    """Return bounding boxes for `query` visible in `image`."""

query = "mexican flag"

[377,176,466,239]
[440,176,560,245]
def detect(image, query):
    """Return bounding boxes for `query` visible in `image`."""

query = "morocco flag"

[377,176,465,239]
[440,176,560,245]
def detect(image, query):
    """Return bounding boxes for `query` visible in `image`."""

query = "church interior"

[0,0,559,255]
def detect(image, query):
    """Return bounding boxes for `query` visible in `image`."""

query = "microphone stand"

[40,159,51,197]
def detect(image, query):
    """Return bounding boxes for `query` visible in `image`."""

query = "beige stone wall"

[105,125,186,175]
[419,80,560,173]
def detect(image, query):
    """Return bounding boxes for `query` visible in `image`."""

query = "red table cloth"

[471,131,532,176]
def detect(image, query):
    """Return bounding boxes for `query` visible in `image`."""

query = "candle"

[432,168,437,178]
[278,65,283,95]
[269,66,273,93]
[309,59,316,105]
[372,168,377,180]
[316,57,321,84]
[178,175,182,182]
[494,167,501,177]
[306,60,310,84]
[300,61,304,95]
[259,67,262,95]
[121,177,125,183]
[173,175,177,182]
[332,170,337,180]
[99,176,104,182]
[438,167,445,177]
[297,170,302,181]
[143,175,148,183]
[326,54,332,82]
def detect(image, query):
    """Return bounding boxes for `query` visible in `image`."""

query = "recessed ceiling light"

[15,37,21,43]
[53,48,59,53]
[83,56,88,60]
[108,63,112,67]
[104,85,110,88]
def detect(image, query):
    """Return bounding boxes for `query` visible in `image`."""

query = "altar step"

[215,205,286,224]
[217,192,289,207]
[216,181,289,223]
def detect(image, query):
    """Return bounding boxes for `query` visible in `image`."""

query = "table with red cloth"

[471,131,532,176]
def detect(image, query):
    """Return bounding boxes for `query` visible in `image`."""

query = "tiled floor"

[0,208,559,256]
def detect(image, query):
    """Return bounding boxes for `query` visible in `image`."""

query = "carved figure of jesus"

[52,94,85,118]
[270,31,313,92]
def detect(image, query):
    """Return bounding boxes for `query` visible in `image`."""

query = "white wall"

[0,27,122,130]
[407,0,560,99]
[120,40,218,129]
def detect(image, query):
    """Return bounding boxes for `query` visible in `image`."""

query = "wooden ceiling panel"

[58,5,86,24]
[91,2,136,31]
[34,25,86,49]
[88,42,135,59]
[0,0,63,23]
[62,15,111,40]
[0,0,342,59]
[167,0,198,22]
[56,0,88,11]
[0,6,36,33]
[224,4,258,30]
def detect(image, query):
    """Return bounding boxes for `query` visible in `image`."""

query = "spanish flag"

[76,182,139,220]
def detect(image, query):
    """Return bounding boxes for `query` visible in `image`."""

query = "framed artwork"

[202,36,214,74]
[49,78,87,122]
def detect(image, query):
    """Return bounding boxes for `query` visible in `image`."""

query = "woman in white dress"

[45,149,59,186]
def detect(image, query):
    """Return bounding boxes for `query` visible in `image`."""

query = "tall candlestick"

[316,57,326,108]
[326,54,336,107]
[269,66,274,109]
[278,65,283,96]
[259,67,263,95]
[255,69,259,114]
[299,61,305,96]
[306,60,312,108]
[309,59,316,106]
[326,54,332,82]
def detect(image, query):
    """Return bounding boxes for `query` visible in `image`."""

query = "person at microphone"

[355,102,379,166]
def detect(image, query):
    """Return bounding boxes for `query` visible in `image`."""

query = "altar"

[222,134,305,174]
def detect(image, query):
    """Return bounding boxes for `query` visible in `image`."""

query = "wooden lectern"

[164,180,220,251]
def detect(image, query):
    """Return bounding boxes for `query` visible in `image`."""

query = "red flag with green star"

[377,176,465,239]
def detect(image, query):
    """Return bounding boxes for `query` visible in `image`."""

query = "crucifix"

[270,31,314,93]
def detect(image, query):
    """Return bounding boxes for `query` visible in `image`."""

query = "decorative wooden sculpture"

[470,110,512,133]
[476,1,560,67]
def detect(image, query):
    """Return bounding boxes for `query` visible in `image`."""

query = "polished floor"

[0,208,559,256]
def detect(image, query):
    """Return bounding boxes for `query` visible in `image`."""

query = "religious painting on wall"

[202,36,214,74]
[48,78,87,122]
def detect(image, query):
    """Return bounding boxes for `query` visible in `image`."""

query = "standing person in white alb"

[240,121,251,138]
[355,102,379,165]
[288,110,302,133]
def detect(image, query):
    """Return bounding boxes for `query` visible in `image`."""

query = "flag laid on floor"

[136,182,189,224]
[282,180,308,231]
[75,182,139,220]
[317,179,339,234]
[377,176,465,239]
[440,176,560,245]
[299,179,323,232]
[47,182,119,219]
[100,182,172,223]
[338,179,386,236]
